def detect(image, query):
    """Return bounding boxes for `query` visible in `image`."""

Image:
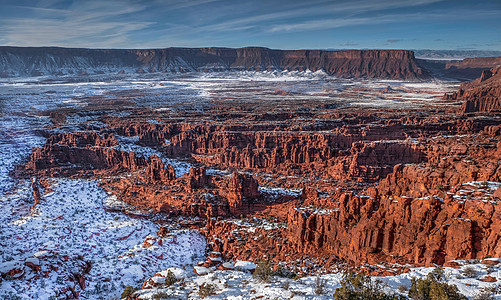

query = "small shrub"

[153,292,168,300]
[272,267,296,279]
[408,271,467,300]
[253,260,273,283]
[164,270,177,287]
[465,259,481,264]
[314,276,327,295]
[120,286,137,299]
[462,266,477,278]
[398,285,408,293]
[473,292,495,300]
[428,267,445,281]
[333,271,404,300]
[474,285,501,300]
[198,283,218,298]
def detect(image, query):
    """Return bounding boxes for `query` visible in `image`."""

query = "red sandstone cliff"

[19,132,147,176]
[224,172,260,216]
[444,67,501,113]
[0,46,429,79]
[15,100,501,269]
[446,57,501,70]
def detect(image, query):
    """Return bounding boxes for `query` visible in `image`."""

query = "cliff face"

[287,188,501,266]
[15,103,501,268]
[0,46,428,79]
[19,132,147,177]
[446,57,501,70]
[444,67,501,113]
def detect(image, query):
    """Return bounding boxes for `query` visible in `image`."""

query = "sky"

[0,0,500,50]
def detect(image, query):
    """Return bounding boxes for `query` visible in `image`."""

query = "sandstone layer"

[0,46,428,79]
[444,67,501,113]
[14,66,501,273]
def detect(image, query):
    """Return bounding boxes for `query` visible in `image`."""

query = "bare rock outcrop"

[225,172,260,216]
[145,155,175,184]
[444,67,501,113]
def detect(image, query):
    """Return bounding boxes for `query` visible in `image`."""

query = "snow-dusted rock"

[234,260,256,272]
[193,266,213,276]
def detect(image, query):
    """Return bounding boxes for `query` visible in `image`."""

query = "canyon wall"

[0,46,428,79]
[444,67,501,113]
[446,57,501,70]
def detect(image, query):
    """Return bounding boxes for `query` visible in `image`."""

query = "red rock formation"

[224,172,260,216]
[19,131,146,176]
[31,178,42,206]
[186,167,211,190]
[145,155,175,184]
[286,189,501,266]
[446,57,501,71]
[444,67,501,113]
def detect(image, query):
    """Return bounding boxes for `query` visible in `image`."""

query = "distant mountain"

[414,49,501,60]
[0,46,428,80]
[417,55,501,81]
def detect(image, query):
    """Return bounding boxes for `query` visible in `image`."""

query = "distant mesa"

[446,56,501,70]
[0,46,429,80]
[444,67,501,113]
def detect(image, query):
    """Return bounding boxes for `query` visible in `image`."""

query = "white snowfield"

[0,179,206,299]
[134,260,501,299]
[130,259,501,299]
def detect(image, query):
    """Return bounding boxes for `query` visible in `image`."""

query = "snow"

[0,66,494,299]
[258,186,301,197]
[234,261,256,271]
[132,260,501,299]
[194,266,213,276]
[0,116,47,194]
[0,179,206,299]
[157,267,191,279]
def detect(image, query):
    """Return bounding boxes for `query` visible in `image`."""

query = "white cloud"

[268,9,501,33]
[1,0,153,47]
[0,0,499,48]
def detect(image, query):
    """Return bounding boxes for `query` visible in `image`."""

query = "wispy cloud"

[269,15,400,32]
[0,0,499,50]
[268,9,501,33]
[197,0,446,34]
[1,0,152,47]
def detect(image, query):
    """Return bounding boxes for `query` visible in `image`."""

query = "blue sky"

[0,0,499,50]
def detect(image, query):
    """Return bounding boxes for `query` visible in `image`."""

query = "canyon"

[0,48,500,299]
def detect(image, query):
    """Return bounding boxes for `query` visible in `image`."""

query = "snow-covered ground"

[0,71,478,299]
[133,259,501,299]
[0,71,458,112]
[0,116,47,195]
[0,179,206,299]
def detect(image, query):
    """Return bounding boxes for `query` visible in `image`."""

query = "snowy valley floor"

[0,179,206,299]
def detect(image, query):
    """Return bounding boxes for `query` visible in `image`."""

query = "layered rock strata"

[0,46,428,79]
[444,67,501,113]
